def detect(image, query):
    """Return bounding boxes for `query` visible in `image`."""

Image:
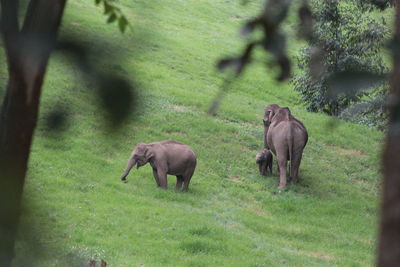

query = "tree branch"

[0,0,21,69]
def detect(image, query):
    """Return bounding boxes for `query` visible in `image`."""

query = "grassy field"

[4,0,384,266]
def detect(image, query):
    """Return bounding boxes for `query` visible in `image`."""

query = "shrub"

[293,0,389,117]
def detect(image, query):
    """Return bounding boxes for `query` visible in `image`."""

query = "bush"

[293,0,389,117]
[339,88,388,130]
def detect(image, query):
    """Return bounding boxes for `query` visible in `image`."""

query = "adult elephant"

[120,140,197,190]
[263,104,308,188]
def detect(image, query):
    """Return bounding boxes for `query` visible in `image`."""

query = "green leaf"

[118,16,128,33]
[104,2,114,15]
[95,0,102,5]
[107,13,117,23]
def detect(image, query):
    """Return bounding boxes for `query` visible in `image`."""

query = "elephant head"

[121,143,154,182]
[263,104,281,148]
[255,151,264,164]
[263,104,281,127]
[263,105,293,126]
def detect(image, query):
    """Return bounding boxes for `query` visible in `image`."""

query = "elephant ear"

[264,109,275,124]
[268,110,275,122]
[143,146,155,162]
[134,143,147,154]
[264,104,281,126]
[280,107,291,120]
[273,107,291,122]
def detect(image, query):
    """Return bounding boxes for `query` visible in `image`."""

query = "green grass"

[5,0,384,266]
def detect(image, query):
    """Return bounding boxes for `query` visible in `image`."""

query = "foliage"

[351,0,395,11]
[292,0,389,116]
[339,87,388,130]
[94,0,130,32]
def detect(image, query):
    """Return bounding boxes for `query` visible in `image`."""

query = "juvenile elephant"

[256,149,273,176]
[263,104,308,188]
[120,140,197,190]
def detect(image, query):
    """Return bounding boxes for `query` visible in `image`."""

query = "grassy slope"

[9,0,383,266]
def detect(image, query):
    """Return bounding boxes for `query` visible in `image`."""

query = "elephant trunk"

[121,157,137,182]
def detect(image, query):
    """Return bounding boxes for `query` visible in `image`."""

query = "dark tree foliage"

[339,88,388,130]
[352,0,395,11]
[293,0,389,116]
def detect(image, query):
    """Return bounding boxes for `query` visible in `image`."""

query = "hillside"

[8,0,383,266]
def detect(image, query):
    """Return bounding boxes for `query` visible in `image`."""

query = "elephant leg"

[290,152,303,184]
[268,161,272,174]
[175,175,184,190]
[157,169,168,189]
[182,169,195,191]
[261,162,267,176]
[276,161,280,174]
[277,156,288,188]
[152,168,160,187]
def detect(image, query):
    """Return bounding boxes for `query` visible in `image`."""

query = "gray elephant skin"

[256,149,273,176]
[121,140,197,190]
[263,104,308,188]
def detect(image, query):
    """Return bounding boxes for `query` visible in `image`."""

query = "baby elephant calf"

[256,149,273,176]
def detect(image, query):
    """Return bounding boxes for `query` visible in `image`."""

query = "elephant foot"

[278,184,286,189]
[175,187,185,192]
[121,178,127,183]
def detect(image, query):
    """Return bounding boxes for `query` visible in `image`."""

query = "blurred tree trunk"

[0,0,67,265]
[378,1,400,266]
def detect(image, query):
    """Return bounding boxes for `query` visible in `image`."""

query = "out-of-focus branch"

[0,0,21,68]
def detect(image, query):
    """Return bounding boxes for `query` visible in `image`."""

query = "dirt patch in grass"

[165,131,188,137]
[301,251,332,260]
[230,176,243,184]
[229,15,242,20]
[308,252,332,260]
[243,197,270,217]
[326,144,367,157]
[252,208,268,217]
[240,121,263,129]
[342,148,366,157]
[172,105,189,112]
